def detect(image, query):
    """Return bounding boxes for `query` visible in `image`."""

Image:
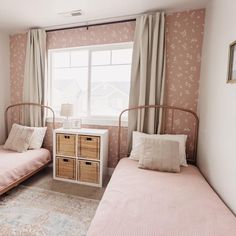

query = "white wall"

[0,32,10,144]
[198,0,236,214]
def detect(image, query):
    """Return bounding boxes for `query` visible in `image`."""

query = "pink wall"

[10,9,205,168]
[165,10,205,110]
[164,9,205,161]
[10,34,27,105]
[47,22,135,49]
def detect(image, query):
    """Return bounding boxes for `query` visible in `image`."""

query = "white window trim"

[47,42,133,127]
[46,117,128,127]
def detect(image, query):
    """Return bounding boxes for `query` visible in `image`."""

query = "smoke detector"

[59,10,82,17]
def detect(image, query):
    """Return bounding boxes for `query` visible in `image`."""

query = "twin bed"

[0,147,50,195]
[0,103,55,195]
[88,158,236,235]
[87,105,236,236]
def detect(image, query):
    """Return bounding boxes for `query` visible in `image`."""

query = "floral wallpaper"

[9,9,205,168]
[47,22,135,49]
[10,34,27,105]
[164,9,205,162]
[165,9,205,110]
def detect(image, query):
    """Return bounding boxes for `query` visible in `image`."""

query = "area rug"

[0,186,99,236]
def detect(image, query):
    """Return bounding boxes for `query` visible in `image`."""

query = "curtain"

[128,12,166,147]
[23,29,46,127]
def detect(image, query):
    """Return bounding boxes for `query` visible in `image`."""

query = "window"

[48,43,133,122]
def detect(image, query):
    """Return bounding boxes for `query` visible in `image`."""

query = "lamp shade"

[60,104,74,117]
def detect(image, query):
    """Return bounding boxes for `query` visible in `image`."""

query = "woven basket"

[56,157,76,180]
[78,160,99,184]
[78,135,100,160]
[56,134,76,156]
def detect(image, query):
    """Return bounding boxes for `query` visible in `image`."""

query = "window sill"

[46,117,128,127]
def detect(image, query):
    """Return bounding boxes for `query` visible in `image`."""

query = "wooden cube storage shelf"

[53,128,108,187]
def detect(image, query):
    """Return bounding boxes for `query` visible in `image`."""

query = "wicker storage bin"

[78,135,100,160]
[56,134,76,156]
[78,160,99,184]
[56,157,76,180]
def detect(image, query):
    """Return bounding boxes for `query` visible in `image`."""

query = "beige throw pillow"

[159,134,188,167]
[138,137,180,173]
[130,131,188,166]
[4,124,34,152]
[29,127,47,149]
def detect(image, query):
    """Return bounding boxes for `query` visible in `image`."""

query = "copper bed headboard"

[118,105,199,165]
[5,102,55,136]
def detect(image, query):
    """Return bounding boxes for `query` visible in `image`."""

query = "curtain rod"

[46,18,136,33]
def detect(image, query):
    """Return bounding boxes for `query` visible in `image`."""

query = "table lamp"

[60,103,74,129]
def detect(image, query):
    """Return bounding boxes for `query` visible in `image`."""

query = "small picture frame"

[71,119,82,129]
[227,40,236,83]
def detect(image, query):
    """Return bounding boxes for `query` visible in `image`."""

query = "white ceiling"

[0,0,208,34]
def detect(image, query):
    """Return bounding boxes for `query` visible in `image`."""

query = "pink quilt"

[87,158,236,236]
[0,146,51,193]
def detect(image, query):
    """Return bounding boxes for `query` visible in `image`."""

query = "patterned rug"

[0,186,99,236]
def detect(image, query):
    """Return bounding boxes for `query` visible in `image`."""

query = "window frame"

[47,42,133,126]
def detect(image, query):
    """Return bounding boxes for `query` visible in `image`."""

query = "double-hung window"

[48,42,133,123]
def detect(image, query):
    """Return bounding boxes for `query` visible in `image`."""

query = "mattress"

[0,145,51,192]
[87,158,236,236]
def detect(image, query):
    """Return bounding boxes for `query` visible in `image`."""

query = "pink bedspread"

[0,146,51,192]
[87,158,236,236]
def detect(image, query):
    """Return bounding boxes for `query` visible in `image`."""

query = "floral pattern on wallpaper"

[164,9,205,162]
[10,33,27,105]
[165,9,205,110]
[10,10,205,168]
[47,22,135,49]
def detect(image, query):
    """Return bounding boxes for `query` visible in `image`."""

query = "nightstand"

[53,128,109,187]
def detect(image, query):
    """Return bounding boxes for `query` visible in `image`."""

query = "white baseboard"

[108,168,115,176]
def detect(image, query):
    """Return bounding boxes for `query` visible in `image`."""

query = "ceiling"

[0,0,208,34]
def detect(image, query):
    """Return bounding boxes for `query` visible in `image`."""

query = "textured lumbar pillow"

[158,134,188,167]
[28,127,47,149]
[4,124,34,152]
[130,131,188,166]
[138,137,180,173]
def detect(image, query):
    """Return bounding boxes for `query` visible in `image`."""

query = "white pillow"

[158,134,188,167]
[4,124,34,152]
[29,127,47,149]
[130,131,146,161]
[138,137,180,173]
[130,131,188,166]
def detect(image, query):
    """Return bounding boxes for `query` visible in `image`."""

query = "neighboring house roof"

[91,81,129,97]
[54,79,129,99]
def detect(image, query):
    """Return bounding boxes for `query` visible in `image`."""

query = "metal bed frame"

[5,102,55,136]
[0,103,55,195]
[118,105,199,165]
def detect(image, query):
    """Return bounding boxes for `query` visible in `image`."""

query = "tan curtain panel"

[23,29,46,127]
[128,12,166,147]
